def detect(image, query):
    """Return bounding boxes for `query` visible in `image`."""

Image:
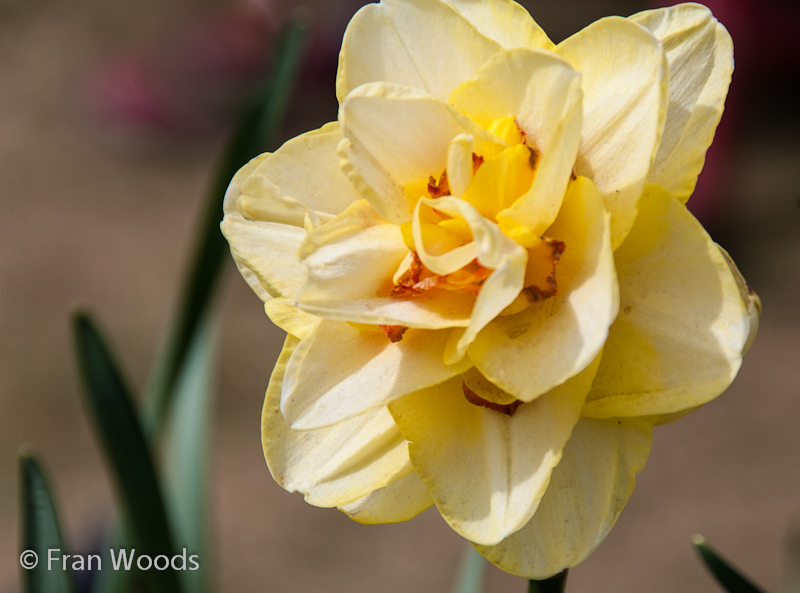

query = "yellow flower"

[222,0,761,578]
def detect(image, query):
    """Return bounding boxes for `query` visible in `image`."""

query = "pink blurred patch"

[86,0,282,137]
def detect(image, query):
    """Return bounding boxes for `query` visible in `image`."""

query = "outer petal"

[222,154,273,301]
[296,200,474,328]
[263,336,413,507]
[339,471,433,524]
[221,217,306,301]
[222,123,363,302]
[582,184,752,419]
[236,122,361,226]
[389,357,598,546]
[475,417,653,578]
[336,0,503,102]
[557,17,668,249]
[339,83,506,224]
[469,176,618,402]
[449,48,582,237]
[264,297,320,340]
[223,152,268,216]
[441,0,554,50]
[281,320,472,429]
[631,3,733,202]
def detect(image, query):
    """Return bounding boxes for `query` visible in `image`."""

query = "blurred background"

[1,0,799,591]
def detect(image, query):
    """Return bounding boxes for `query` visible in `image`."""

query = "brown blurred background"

[1,0,799,591]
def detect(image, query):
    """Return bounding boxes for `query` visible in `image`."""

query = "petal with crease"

[340,83,506,224]
[281,320,472,429]
[475,417,653,578]
[336,0,503,102]
[223,153,268,216]
[297,200,475,328]
[389,357,598,546]
[631,4,733,202]
[469,176,617,402]
[221,218,306,301]
[297,200,408,301]
[263,336,413,507]
[441,0,554,50]
[264,297,320,340]
[339,471,433,524]
[236,122,361,226]
[557,17,668,249]
[449,48,583,237]
[582,184,751,419]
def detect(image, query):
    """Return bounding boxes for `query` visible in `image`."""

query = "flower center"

[381,117,566,345]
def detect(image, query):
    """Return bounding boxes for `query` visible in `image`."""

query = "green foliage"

[453,545,486,593]
[163,317,215,593]
[141,11,310,438]
[694,535,768,593]
[18,13,310,593]
[73,312,182,593]
[19,454,75,593]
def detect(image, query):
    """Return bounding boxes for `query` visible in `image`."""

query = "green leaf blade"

[694,535,767,593]
[19,453,75,593]
[141,12,310,438]
[72,311,181,593]
[453,545,486,593]
[164,316,216,593]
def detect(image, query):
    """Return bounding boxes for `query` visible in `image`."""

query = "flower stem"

[529,570,568,593]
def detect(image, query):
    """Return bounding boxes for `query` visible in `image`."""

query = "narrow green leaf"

[19,453,75,593]
[141,12,310,439]
[453,545,486,593]
[529,571,568,593]
[72,311,181,593]
[694,535,767,593]
[163,316,215,593]
[89,15,309,593]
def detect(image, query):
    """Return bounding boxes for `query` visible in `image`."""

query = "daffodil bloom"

[222,0,760,578]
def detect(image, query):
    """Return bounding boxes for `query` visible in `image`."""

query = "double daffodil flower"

[222,0,760,577]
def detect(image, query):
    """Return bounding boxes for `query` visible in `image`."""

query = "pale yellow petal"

[296,200,474,328]
[582,184,752,419]
[336,0,503,102]
[339,471,433,524]
[339,83,506,224]
[475,417,653,578]
[299,293,474,330]
[446,133,476,197]
[631,4,733,202]
[281,320,472,430]
[236,122,361,226]
[223,152,268,216]
[718,245,761,355]
[221,218,306,301]
[264,298,320,340]
[297,199,407,302]
[441,0,554,50]
[557,17,668,249]
[469,177,618,402]
[449,48,582,237]
[263,336,412,507]
[389,358,598,546]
